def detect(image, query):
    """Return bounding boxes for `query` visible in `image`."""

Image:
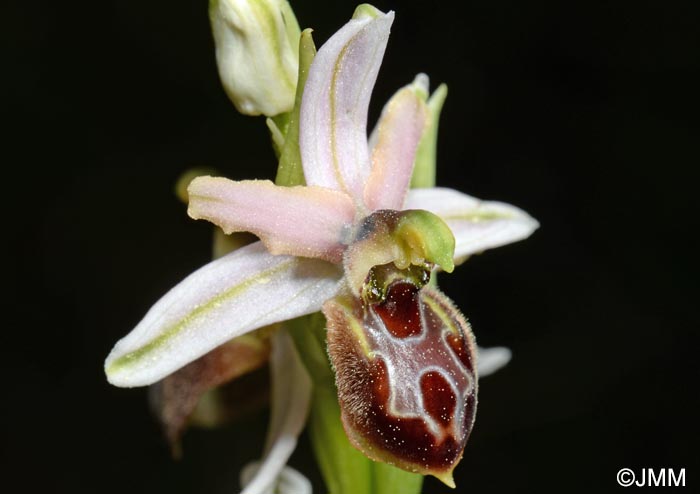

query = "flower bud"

[209,0,301,116]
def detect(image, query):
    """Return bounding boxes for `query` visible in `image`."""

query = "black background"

[5,0,698,492]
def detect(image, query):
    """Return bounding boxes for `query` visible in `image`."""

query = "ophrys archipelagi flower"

[105,4,538,492]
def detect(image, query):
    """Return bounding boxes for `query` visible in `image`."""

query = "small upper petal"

[300,6,394,203]
[105,242,342,387]
[404,187,539,262]
[188,177,355,263]
[364,84,428,211]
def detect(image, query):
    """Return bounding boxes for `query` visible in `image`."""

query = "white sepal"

[105,242,342,387]
[405,187,539,261]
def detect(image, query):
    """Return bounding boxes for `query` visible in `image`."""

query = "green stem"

[372,462,424,494]
[274,29,316,187]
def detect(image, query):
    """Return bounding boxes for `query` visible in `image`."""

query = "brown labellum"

[324,278,478,487]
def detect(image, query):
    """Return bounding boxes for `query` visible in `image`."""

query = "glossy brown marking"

[446,332,474,373]
[372,281,422,338]
[421,371,457,427]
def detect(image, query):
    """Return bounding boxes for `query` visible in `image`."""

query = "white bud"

[210,0,300,116]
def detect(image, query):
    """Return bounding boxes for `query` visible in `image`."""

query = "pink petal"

[364,85,428,211]
[105,242,343,387]
[299,7,394,204]
[188,177,355,263]
[404,187,539,261]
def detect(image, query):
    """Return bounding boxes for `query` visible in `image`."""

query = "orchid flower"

[105,4,538,492]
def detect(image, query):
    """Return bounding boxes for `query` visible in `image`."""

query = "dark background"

[5,0,698,492]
